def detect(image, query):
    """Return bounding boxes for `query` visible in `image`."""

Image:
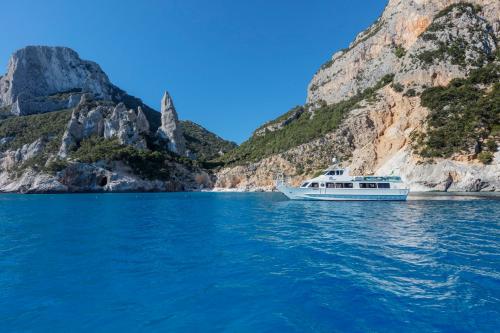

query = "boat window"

[301,182,309,188]
[343,183,353,188]
[320,183,325,187]
[326,183,335,188]
[359,183,377,189]
[309,183,319,188]
[326,170,344,176]
[335,183,343,188]
[377,183,390,189]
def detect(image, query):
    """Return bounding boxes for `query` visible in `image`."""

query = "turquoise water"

[0,193,499,332]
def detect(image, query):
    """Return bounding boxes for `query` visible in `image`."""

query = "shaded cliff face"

[215,1,499,192]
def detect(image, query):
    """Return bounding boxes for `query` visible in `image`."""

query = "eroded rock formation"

[156,91,186,156]
[58,97,151,158]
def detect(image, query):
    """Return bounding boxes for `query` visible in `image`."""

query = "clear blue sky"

[0,0,386,143]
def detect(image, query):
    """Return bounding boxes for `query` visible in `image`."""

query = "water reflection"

[256,196,500,305]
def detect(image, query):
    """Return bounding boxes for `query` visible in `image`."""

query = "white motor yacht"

[276,160,409,201]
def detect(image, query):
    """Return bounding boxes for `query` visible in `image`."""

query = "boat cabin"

[298,166,402,190]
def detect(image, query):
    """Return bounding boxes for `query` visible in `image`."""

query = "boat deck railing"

[353,176,402,182]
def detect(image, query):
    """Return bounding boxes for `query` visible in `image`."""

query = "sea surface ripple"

[0,193,499,332]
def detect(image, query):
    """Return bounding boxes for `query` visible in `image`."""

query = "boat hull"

[277,185,409,201]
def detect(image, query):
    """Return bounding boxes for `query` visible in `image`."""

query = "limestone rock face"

[58,98,150,158]
[103,103,149,148]
[58,92,152,158]
[157,91,186,155]
[0,138,47,170]
[307,0,498,105]
[0,46,115,115]
[0,160,189,194]
[0,169,69,193]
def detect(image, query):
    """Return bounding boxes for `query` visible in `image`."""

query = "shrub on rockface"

[478,151,494,164]
[415,64,500,161]
[394,45,406,58]
[391,82,404,92]
[485,140,498,152]
[0,109,72,152]
[416,3,495,69]
[71,137,174,180]
[404,88,417,97]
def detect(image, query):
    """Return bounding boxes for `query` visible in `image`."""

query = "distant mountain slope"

[214,1,499,192]
[180,121,237,161]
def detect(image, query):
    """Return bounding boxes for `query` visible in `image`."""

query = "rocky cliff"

[214,0,499,192]
[0,46,234,193]
[0,46,115,115]
[307,0,498,105]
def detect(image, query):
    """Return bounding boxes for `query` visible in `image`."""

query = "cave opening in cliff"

[99,176,108,187]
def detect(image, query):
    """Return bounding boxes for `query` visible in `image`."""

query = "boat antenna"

[331,157,337,165]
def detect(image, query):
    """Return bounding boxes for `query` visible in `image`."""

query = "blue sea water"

[0,193,499,333]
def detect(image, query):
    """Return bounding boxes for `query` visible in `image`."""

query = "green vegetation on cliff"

[433,2,481,20]
[70,137,190,180]
[254,106,304,133]
[414,63,500,160]
[181,121,237,161]
[218,74,395,165]
[416,3,495,68]
[0,109,73,153]
[394,45,406,58]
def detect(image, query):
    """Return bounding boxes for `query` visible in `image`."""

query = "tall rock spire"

[157,91,186,155]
